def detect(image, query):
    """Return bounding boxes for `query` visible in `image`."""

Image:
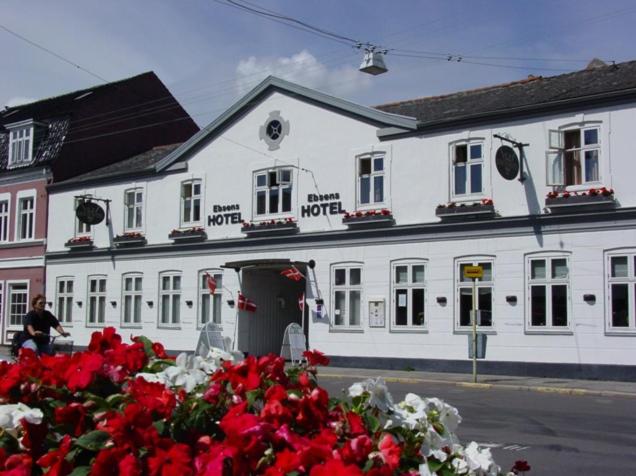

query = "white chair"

[195,322,226,357]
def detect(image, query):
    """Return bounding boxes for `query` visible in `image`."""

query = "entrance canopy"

[222,259,315,272]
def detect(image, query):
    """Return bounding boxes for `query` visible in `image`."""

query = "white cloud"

[4,96,36,108]
[235,50,371,99]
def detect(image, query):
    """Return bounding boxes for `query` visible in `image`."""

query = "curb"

[318,372,636,399]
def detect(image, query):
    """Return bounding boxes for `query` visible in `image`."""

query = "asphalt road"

[318,375,636,475]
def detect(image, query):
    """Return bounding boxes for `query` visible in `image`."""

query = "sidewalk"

[318,366,636,398]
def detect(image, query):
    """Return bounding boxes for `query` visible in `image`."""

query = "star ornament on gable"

[281,266,304,282]
[237,292,257,313]
[205,273,217,294]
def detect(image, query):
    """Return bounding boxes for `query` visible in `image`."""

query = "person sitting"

[21,294,70,356]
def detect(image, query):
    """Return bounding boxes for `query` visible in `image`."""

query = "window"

[7,282,28,327]
[456,259,494,329]
[392,261,426,329]
[526,255,570,331]
[357,154,384,207]
[56,278,74,325]
[87,276,106,325]
[159,272,181,326]
[180,180,202,226]
[332,264,362,328]
[606,251,636,331]
[75,197,91,236]
[124,188,143,231]
[122,274,142,326]
[198,270,223,327]
[0,199,9,242]
[253,168,293,217]
[548,125,600,186]
[8,125,33,167]
[452,142,483,198]
[17,195,35,240]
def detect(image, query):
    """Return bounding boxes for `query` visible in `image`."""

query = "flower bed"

[241,218,298,236]
[64,236,93,249]
[0,328,529,475]
[436,199,495,220]
[342,209,394,228]
[545,188,616,213]
[168,227,207,242]
[113,232,147,247]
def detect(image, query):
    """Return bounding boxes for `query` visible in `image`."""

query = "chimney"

[585,58,608,70]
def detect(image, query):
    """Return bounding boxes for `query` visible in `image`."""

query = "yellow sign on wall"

[463,265,483,279]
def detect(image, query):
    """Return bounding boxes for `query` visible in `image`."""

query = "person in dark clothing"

[21,294,70,356]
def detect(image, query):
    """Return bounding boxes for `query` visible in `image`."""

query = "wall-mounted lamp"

[583,294,596,304]
[308,259,316,269]
[146,300,154,308]
[46,301,53,307]
[110,301,117,307]
[227,299,235,307]
[315,298,324,305]
[185,300,193,307]
[436,296,447,305]
[76,301,82,307]
[506,295,518,304]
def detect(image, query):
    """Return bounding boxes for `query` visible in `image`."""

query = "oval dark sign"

[495,145,519,180]
[76,201,105,225]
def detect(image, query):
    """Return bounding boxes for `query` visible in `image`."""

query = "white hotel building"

[46,60,636,379]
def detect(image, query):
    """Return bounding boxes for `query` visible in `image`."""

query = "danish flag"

[237,292,257,312]
[205,273,217,294]
[281,266,304,282]
[298,292,305,312]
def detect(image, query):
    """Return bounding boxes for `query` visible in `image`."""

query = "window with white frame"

[548,125,600,186]
[527,255,570,330]
[122,274,142,326]
[56,278,74,325]
[357,154,385,207]
[8,125,33,167]
[253,168,293,217]
[8,282,28,327]
[332,264,362,328]
[159,272,181,326]
[606,251,636,331]
[124,188,143,231]
[0,199,9,242]
[198,270,223,327]
[392,261,426,328]
[75,197,91,236]
[17,195,34,240]
[180,180,202,226]
[456,259,494,329]
[452,142,483,198]
[87,276,106,325]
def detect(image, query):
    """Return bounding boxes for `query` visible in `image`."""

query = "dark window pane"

[373,176,383,203]
[478,287,492,326]
[256,174,266,187]
[583,128,598,145]
[282,187,292,212]
[412,288,425,326]
[395,289,407,326]
[349,268,361,285]
[257,191,266,215]
[373,157,383,171]
[459,288,472,326]
[455,145,467,163]
[359,158,371,175]
[360,176,370,204]
[531,285,546,326]
[611,284,629,327]
[268,171,278,187]
[470,164,482,194]
[334,291,345,326]
[470,144,482,160]
[454,166,466,195]
[335,269,346,286]
[551,285,568,326]
[269,189,279,213]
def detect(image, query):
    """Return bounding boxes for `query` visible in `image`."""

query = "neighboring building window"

[159,272,181,326]
[56,278,74,325]
[607,251,636,331]
[17,196,34,240]
[0,199,9,242]
[8,282,28,327]
[122,274,143,326]
[124,188,143,231]
[87,276,106,325]
[526,255,570,330]
[452,142,483,198]
[8,125,33,166]
[392,261,426,328]
[456,259,494,329]
[75,197,91,236]
[253,168,293,217]
[180,180,202,226]
[548,125,600,186]
[332,264,362,328]
[357,154,384,207]
[198,270,223,327]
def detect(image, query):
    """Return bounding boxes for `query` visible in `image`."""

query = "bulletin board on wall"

[368,297,386,327]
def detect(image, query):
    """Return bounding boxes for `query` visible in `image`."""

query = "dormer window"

[7,120,35,167]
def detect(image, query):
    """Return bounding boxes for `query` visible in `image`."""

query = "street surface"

[318,375,636,475]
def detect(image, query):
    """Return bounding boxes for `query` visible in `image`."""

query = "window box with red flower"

[435,199,495,220]
[64,236,94,249]
[113,232,147,247]
[241,218,298,236]
[342,209,394,228]
[545,187,616,213]
[168,227,207,242]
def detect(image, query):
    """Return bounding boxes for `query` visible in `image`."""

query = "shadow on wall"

[521,149,544,247]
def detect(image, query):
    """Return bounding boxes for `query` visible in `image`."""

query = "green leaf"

[68,466,91,476]
[105,393,126,408]
[153,420,166,435]
[75,430,111,451]
[134,335,155,356]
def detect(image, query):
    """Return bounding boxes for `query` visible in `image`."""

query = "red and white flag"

[237,292,257,312]
[298,292,305,312]
[281,266,304,282]
[205,272,217,294]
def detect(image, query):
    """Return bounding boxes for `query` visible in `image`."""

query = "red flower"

[36,435,73,476]
[346,411,367,436]
[0,449,32,476]
[339,434,373,464]
[378,433,402,470]
[92,448,141,476]
[127,377,177,419]
[309,458,364,476]
[98,403,158,449]
[303,350,330,367]
[512,460,531,473]
[152,342,169,359]
[88,327,123,353]
[54,402,87,437]
[63,352,105,392]
[147,441,193,476]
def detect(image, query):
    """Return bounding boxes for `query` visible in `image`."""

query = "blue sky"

[1,0,636,127]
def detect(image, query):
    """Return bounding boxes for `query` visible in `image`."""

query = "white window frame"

[605,249,636,334]
[55,277,74,326]
[198,269,223,328]
[252,167,294,219]
[391,259,427,331]
[0,194,10,242]
[15,190,35,241]
[454,257,495,332]
[547,123,601,188]
[75,196,92,237]
[331,262,363,330]
[7,121,34,167]
[525,253,572,333]
[180,179,202,227]
[451,140,484,200]
[158,271,181,328]
[7,281,29,328]
[356,153,386,209]
[87,275,107,326]
[124,188,144,232]
[121,273,143,327]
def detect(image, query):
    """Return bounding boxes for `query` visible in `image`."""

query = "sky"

[1,0,636,127]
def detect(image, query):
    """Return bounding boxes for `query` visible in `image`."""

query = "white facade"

[46,78,636,376]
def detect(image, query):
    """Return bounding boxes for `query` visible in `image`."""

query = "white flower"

[348,382,365,398]
[464,442,500,475]
[0,404,43,436]
[419,463,436,476]
[348,377,394,412]
[135,372,168,385]
[451,456,469,474]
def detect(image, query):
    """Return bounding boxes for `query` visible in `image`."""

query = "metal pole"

[472,277,478,383]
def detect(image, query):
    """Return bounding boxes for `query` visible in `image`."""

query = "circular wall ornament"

[259,111,289,150]
[495,145,519,180]
[76,201,105,225]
